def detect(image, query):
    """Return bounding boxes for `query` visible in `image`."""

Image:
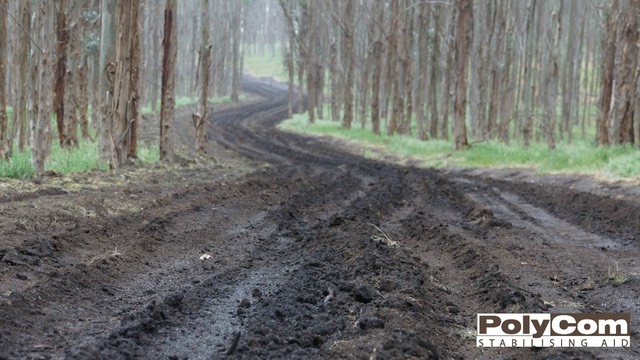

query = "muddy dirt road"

[1,79,639,359]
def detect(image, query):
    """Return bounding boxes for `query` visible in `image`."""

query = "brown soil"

[0,78,638,360]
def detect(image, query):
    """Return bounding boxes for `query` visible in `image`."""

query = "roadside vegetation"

[0,95,241,179]
[279,109,640,180]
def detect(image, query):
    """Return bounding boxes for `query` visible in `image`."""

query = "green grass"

[0,150,33,179]
[0,140,160,179]
[280,112,640,180]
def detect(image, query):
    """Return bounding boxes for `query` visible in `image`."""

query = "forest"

[0,0,638,179]
[0,1,639,359]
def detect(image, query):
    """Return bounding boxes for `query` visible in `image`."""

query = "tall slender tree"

[54,0,68,147]
[453,0,472,150]
[194,0,211,154]
[0,0,8,158]
[160,0,177,162]
[31,0,55,179]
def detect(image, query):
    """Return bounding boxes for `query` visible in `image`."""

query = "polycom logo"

[477,313,630,347]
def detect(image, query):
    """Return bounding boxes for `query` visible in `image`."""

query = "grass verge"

[0,140,160,179]
[279,112,640,180]
[0,94,241,179]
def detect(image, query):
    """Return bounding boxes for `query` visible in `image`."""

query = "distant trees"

[278,0,637,151]
[0,0,639,179]
[0,0,254,177]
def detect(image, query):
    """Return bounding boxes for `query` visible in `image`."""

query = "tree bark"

[329,37,341,122]
[194,0,211,154]
[597,2,617,146]
[560,0,579,143]
[54,0,68,147]
[63,0,81,148]
[520,0,537,147]
[11,0,30,153]
[285,2,295,118]
[160,0,177,162]
[305,2,316,124]
[399,0,414,135]
[428,6,442,139]
[415,3,429,140]
[0,0,9,158]
[78,55,91,141]
[612,0,639,145]
[369,0,384,135]
[31,0,54,179]
[439,7,455,141]
[341,0,355,130]
[486,0,507,141]
[109,0,140,167]
[386,0,399,135]
[230,1,241,102]
[98,0,117,166]
[541,1,562,149]
[453,0,472,150]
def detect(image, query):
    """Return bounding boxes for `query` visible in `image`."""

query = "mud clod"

[357,316,385,330]
[351,285,377,304]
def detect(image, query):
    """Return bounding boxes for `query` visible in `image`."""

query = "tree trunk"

[369,0,384,135]
[78,55,91,141]
[160,0,177,162]
[386,0,399,135]
[31,0,55,179]
[541,1,562,149]
[150,0,162,113]
[315,61,324,120]
[109,0,140,167]
[98,0,117,166]
[453,0,472,150]
[285,4,295,118]
[230,1,241,102]
[128,1,141,159]
[63,0,81,148]
[306,2,316,125]
[194,0,211,154]
[399,0,414,135]
[297,60,304,114]
[0,0,9,158]
[428,6,441,139]
[341,0,355,130]
[497,6,516,144]
[53,0,68,148]
[329,37,341,122]
[612,0,639,145]
[486,0,507,141]
[520,0,537,147]
[11,0,30,153]
[439,7,455,141]
[415,3,429,140]
[560,0,579,143]
[597,2,617,147]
